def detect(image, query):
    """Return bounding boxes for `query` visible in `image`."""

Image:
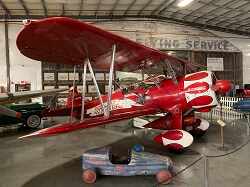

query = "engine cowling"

[154,129,193,149]
[143,115,197,130]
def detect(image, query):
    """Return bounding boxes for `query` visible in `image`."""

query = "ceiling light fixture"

[177,0,194,7]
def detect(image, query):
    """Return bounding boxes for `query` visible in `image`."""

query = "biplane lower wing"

[16,17,205,75]
[19,108,159,139]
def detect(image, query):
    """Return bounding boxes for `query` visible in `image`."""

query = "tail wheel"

[156,169,171,185]
[24,114,41,129]
[82,169,96,184]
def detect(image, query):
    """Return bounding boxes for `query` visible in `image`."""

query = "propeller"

[0,106,22,118]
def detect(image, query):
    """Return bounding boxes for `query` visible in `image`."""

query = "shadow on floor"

[21,135,201,187]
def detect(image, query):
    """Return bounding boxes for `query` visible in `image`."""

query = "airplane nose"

[213,80,231,94]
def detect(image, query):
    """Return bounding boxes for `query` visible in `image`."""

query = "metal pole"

[221,126,224,149]
[71,66,76,117]
[210,110,213,121]
[247,115,250,136]
[81,60,88,120]
[87,60,107,117]
[204,156,209,187]
[106,44,116,117]
[4,19,10,92]
[220,102,224,148]
[183,63,186,75]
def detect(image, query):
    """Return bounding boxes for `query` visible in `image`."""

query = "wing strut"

[87,59,107,116]
[143,69,161,88]
[81,59,88,120]
[71,65,77,117]
[165,59,178,85]
[80,44,116,119]
[106,44,116,117]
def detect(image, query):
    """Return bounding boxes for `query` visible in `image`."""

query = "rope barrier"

[152,138,250,186]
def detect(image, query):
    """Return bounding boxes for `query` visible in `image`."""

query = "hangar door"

[194,52,243,88]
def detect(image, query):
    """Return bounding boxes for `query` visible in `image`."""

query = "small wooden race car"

[82,146,173,184]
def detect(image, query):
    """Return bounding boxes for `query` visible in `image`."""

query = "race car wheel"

[24,114,41,129]
[82,169,96,184]
[156,169,171,185]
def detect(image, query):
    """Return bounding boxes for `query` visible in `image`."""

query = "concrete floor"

[0,116,250,187]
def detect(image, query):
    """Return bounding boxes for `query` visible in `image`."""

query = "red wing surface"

[17,17,204,75]
[19,108,158,139]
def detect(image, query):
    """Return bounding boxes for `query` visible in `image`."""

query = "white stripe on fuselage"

[86,98,143,116]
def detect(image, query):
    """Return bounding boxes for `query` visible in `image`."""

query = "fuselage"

[43,71,220,122]
[83,71,219,118]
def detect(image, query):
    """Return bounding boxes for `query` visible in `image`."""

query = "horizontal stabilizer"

[0,88,67,105]
[0,106,22,118]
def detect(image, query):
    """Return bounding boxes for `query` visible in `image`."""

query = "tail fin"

[67,87,82,108]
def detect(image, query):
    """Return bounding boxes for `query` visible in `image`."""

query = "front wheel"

[82,169,96,184]
[24,114,41,129]
[156,169,171,185]
[189,128,206,138]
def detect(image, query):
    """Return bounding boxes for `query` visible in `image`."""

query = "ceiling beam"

[170,0,200,19]
[79,0,83,16]
[216,9,250,27]
[157,0,175,16]
[124,0,137,16]
[192,0,246,23]
[18,0,29,16]
[182,0,221,20]
[0,0,10,15]
[228,17,250,30]
[198,1,249,14]
[205,0,243,24]
[138,0,153,16]
[235,22,250,30]
[40,0,47,17]
[62,3,65,17]
[110,0,120,16]
[151,0,173,16]
[4,14,249,36]
[95,0,102,17]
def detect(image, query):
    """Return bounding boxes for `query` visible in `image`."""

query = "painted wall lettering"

[136,37,236,52]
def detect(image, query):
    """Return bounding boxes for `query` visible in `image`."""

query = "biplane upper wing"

[17,17,205,75]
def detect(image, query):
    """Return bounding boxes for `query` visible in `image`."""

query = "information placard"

[207,58,224,71]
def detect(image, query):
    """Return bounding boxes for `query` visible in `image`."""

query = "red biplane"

[16,17,231,152]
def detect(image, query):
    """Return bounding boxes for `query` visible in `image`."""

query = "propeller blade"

[211,85,220,92]
[0,106,22,118]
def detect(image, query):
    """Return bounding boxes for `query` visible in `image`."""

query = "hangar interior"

[0,0,250,187]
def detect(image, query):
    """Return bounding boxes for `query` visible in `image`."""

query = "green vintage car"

[0,103,47,129]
